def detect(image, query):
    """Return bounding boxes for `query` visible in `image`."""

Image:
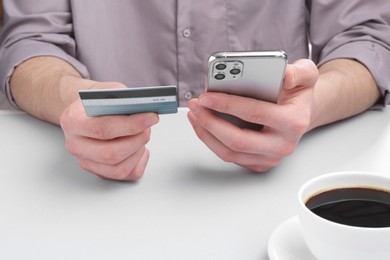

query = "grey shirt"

[1,0,390,108]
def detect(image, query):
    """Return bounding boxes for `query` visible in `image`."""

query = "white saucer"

[267,216,316,260]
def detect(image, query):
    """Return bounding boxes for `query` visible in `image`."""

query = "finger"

[129,148,150,180]
[79,147,149,181]
[192,94,296,130]
[283,59,318,90]
[238,161,279,173]
[61,101,159,140]
[188,111,281,171]
[66,128,152,165]
[188,101,297,156]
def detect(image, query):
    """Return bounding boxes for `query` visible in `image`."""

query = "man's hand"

[10,57,159,180]
[187,59,318,172]
[59,82,159,181]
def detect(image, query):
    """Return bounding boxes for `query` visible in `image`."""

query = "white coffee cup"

[298,171,390,260]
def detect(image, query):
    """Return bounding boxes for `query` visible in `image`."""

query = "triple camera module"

[213,61,243,81]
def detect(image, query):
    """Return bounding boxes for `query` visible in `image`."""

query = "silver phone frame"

[206,50,288,103]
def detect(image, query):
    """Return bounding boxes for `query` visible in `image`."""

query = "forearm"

[10,56,92,125]
[309,59,381,131]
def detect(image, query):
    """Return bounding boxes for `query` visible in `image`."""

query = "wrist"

[58,75,97,109]
[10,56,92,124]
[308,59,380,131]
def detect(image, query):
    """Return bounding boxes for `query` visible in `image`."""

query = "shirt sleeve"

[308,0,390,107]
[0,0,90,108]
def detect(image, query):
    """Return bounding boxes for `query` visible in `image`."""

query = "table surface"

[1,108,389,260]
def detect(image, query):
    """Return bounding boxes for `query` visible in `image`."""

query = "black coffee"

[305,187,390,228]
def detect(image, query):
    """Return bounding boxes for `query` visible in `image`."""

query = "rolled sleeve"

[0,0,90,108]
[309,0,390,107]
[319,41,390,108]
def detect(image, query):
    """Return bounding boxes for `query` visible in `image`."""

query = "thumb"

[284,59,318,90]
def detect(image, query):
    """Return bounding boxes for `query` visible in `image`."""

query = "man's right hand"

[10,57,159,181]
[59,82,159,181]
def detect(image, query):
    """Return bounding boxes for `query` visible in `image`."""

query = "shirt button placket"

[182,28,191,38]
[184,91,192,100]
[176,0,194,106]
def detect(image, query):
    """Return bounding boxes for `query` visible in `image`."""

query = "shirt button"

[184,91,192,100]
[182,28,191,38]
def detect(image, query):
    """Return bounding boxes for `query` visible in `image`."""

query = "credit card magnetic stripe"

[79,86,177,99]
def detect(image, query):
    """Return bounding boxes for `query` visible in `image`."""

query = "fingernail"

[144,113,159,127]
[199,96,213,108]
[188,100,200,113]
[187,111,198,125]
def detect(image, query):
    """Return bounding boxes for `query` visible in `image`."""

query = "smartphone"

[206,50,288,129]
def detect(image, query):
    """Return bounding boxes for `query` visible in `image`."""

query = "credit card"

[79,85,178,116]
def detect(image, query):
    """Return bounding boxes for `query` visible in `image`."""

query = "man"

[0,1,389,180]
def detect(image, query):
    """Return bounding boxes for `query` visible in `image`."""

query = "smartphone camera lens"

[214,73,225,80]
[215,63,227,70]
[230,68,241,75]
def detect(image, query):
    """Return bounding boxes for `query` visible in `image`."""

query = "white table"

[1,108,389,260]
